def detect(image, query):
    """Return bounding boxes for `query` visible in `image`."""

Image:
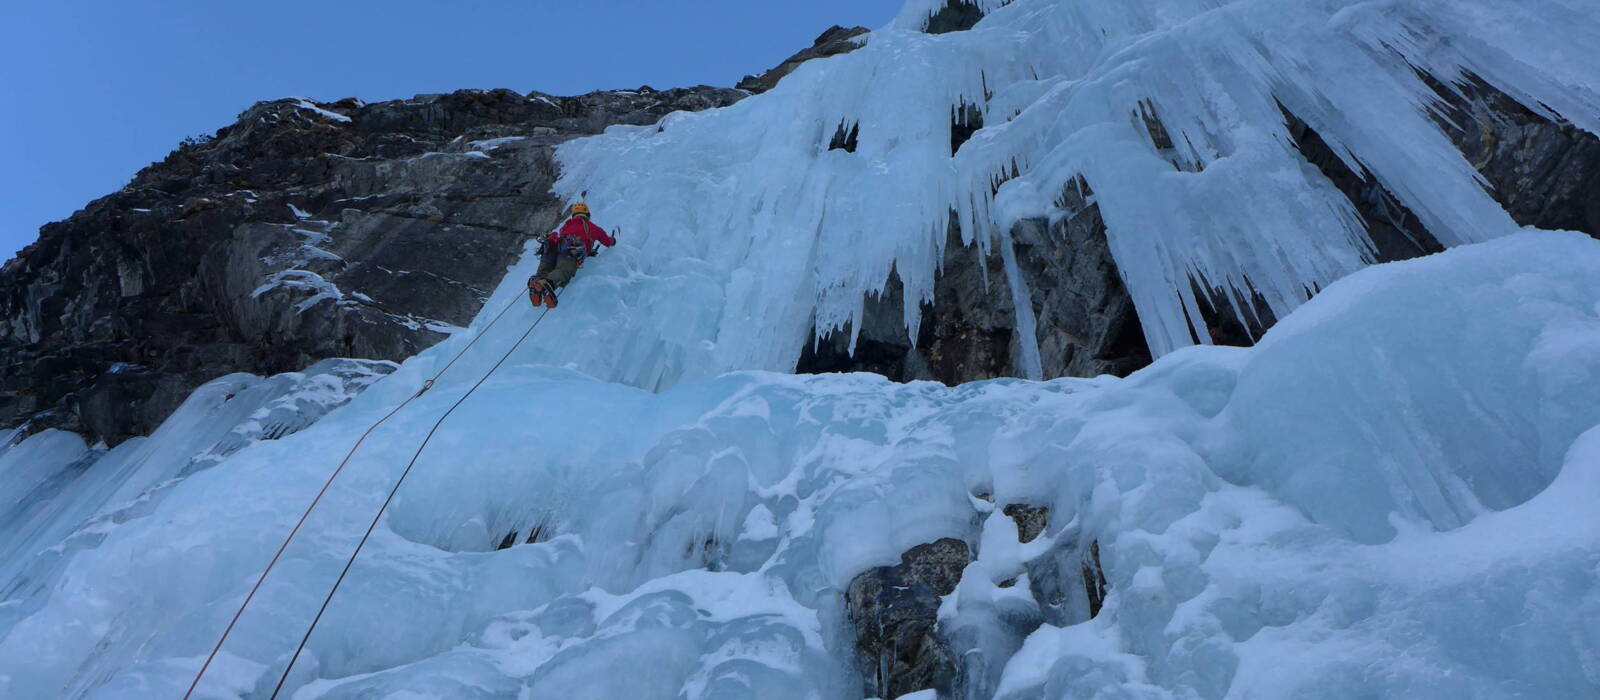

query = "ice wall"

[3,0,1600,696]
[0,360,392,660]
[2,229,1597,698]
[553,0,1600,375]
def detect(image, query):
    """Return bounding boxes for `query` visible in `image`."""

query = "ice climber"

[527,202,615,308]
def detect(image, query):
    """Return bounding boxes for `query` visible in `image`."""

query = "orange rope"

[184,294,529,699]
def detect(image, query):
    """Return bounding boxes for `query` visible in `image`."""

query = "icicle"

[998,229,1044,380]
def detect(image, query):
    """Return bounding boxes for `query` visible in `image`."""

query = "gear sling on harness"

[530,217,605,307]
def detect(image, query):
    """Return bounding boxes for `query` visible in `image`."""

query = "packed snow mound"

[0,359,394,612]
[2,231,1596,698]
[548,0,1600,386]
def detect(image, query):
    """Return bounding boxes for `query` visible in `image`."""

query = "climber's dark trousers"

[533,248,581,289]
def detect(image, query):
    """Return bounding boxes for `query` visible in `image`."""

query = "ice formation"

[557,0,1600,365]
[4,229,1599,698]
[3,0,1600,698]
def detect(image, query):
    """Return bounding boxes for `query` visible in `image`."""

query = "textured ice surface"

[0,360,393,657]
[1,231,1597,698]
[552,0,1600,372]
[5,0,1600,695]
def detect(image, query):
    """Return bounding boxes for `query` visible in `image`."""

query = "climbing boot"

[527,278,545,307]
[539,280,559,308]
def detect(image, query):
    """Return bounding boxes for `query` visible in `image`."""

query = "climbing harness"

[528,220,616,308]
[184,289,559,700]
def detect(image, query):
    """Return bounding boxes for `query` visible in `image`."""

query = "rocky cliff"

[0,87,743,445]
[737,26,871,94]
[3,6,1597,453]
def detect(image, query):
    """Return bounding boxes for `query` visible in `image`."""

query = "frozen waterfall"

[3,0,1600,698]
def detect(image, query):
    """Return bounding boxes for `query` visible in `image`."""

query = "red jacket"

[551,217,615,248]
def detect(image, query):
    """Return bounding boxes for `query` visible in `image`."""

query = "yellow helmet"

[570,202,591,217]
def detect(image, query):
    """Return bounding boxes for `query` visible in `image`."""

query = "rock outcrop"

[737,26,870,94]
[799,194,1152,384]
[846,538,972,699]
[0,87,743,445]
[1010,506,1111,628]
[1432,75,1600,236]
[843,506,1112,700]
[925,0,987,34]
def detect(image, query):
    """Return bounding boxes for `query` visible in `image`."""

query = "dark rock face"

[0,87,745,445]
[1003,503,1049,544]
[951,102,984,156]
[1185,75,1599,351]
[1288,73,1599,262]
[799,185,1151,385]
[1081,540,1108,619]
[737,26,871,94]
[1014,182,1154,379]
[1026,534,1110,627]
[830,121,862,153]
[846,538,972,699]
[925,0,986,34]
[495,520,554,550]
[1431,74,1600,238]
[1286,72,1600,263]
[1285,110,1444,264]
[996,503,1113,625]
[1186,279,1278,350]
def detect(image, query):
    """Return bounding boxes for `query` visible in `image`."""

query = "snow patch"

[251,269,346,312]
[469,136,527,151]
[290,98,353,124]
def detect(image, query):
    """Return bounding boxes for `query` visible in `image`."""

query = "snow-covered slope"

[5,230,1599,699]
[3,0,1599,698]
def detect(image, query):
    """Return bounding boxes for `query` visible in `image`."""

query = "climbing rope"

[268,296,557,698]
[184,293,548,699]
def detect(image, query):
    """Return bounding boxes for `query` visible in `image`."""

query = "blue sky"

[0,1,902,261]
